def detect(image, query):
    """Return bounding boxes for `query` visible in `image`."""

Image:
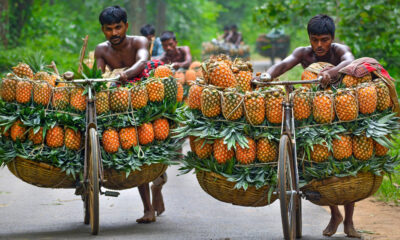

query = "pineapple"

[352,135,373,161]
[194,138,213,159]
[138,123,154,145]
[189,61,203,78]
[235,137,256,164]
[207,60,236,88]
[374,139,389,156]
[176,82,184,102]
[188,84,203,110]
[70,87,86,112]
[174,70,185,85]
[1,77,17,102]
[375,81,392,111]
[232,59,253,92]
[65,128,82,150]
[357,83,377,115]
[265,89,284,124]
[0,126,10,138]
[222,89,243,121]
[332,134,352,160]
[33,82,52,106]
[102,128,120,153]
[46,126,64,148]
[293,87,312,121]
[257,138,278,163]
[342,75,359,88]
[146,79,165,102]
[119,127,138,150]
[28,127,43,144]
[163,77,178,102]
[33,71,53,86]
[185,69,197,85]
[310,143,331,162]
[10,120,27,142]
[189,136,196,152]
[213,138,234,164]
[12,63,33,79]
[334,89,358,121]
[301,70,317,88]
[16,80,33,104]
[358,73,372,84]
[95,91,109,114]
[313,91,334,124]
[52,88,70,110]
[201,87,221,118]
[154,65,172,78]
[131,84,148,109]
[153,118,169,141]
[244,91,265,125]
[110,87,129,112]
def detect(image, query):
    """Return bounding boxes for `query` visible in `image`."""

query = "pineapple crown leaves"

[23,51,47,73]
[353,113,400,138]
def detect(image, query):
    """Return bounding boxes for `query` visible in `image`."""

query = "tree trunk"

[127,0,147,35]
[0,0,8,48]
[156,0,166,35]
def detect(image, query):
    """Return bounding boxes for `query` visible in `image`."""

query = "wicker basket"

[102,163,167,190]
[196,170,277,207]
[301,172,383,206]
[7,157,76,188]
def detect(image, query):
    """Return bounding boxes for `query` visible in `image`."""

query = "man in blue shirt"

[140,24,164,58]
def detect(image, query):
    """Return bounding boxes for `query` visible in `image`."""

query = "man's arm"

[264,47,304,80]
[319,44,355,86]
[122,37,149,82]
[174,46,192,69]
[234,33,243,46]
[94,44,106,73]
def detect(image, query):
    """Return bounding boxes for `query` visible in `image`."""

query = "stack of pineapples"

[177,55,400,191]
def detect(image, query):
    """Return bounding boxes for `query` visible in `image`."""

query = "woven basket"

[102,163,167,190]
[196,170,277,207]
[7,157,76,188]
[301,172,383,206]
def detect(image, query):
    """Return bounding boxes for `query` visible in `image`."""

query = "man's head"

[160,31,177,54]
[231,24,238,33]
[223,25,230,34]
[307,14,335,57]
[99,6,128,46]
[140,24,156,41]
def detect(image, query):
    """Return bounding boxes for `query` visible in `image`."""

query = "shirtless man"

[158,31,192,70]
[226,24,243,47]
[261,14,360,238]
[94,5,166,223]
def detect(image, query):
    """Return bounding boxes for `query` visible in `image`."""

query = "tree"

[0,0,8,48]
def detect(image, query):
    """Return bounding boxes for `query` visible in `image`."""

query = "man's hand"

[318,71,331,89]
[171,63,180,70]
[260,72,272,82]
[118,72,128,86]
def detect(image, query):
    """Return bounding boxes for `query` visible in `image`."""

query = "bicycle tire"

[88,128,100,235]
[279,134,296,240]
[296,196,302,238]
[83,196,89,224]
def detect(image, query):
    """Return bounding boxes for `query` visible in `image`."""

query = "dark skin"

[226,27,243,46]
[266,34,360,238]
[159,38,192,70]
[266,34,354,88]
[95,21,166,224]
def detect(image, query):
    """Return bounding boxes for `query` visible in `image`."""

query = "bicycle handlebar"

[252,76,322,86]
[67,76,121,84]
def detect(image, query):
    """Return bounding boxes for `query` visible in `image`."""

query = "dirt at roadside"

[323,197,400,239]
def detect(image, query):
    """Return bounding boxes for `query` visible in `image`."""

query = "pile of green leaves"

[179,151,277,190]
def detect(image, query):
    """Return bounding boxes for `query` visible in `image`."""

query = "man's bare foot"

[151,184,165,216]
[344,221,361,238]
[136,210,156,223]
[323,212,343,236]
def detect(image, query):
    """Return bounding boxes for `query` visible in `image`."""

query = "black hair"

[99,5,127,26]
[307,14,335,37]
[223,25,230,31]
[140,24,156,36]
[231,24,238,30]
[160,31,176,42]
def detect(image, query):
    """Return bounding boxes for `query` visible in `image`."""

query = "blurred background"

[0,0,399,86]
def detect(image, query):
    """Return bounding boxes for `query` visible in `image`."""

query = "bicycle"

[68,76,120,235]
[252,76,322,240]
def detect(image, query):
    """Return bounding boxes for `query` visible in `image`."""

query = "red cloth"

[129,59,165,83]
[338,57,393,81]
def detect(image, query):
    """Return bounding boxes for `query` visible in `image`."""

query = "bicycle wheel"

[296,196,302,238]
[83,196,89,224]
[88,128,100,235]
[278,134,296,240]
